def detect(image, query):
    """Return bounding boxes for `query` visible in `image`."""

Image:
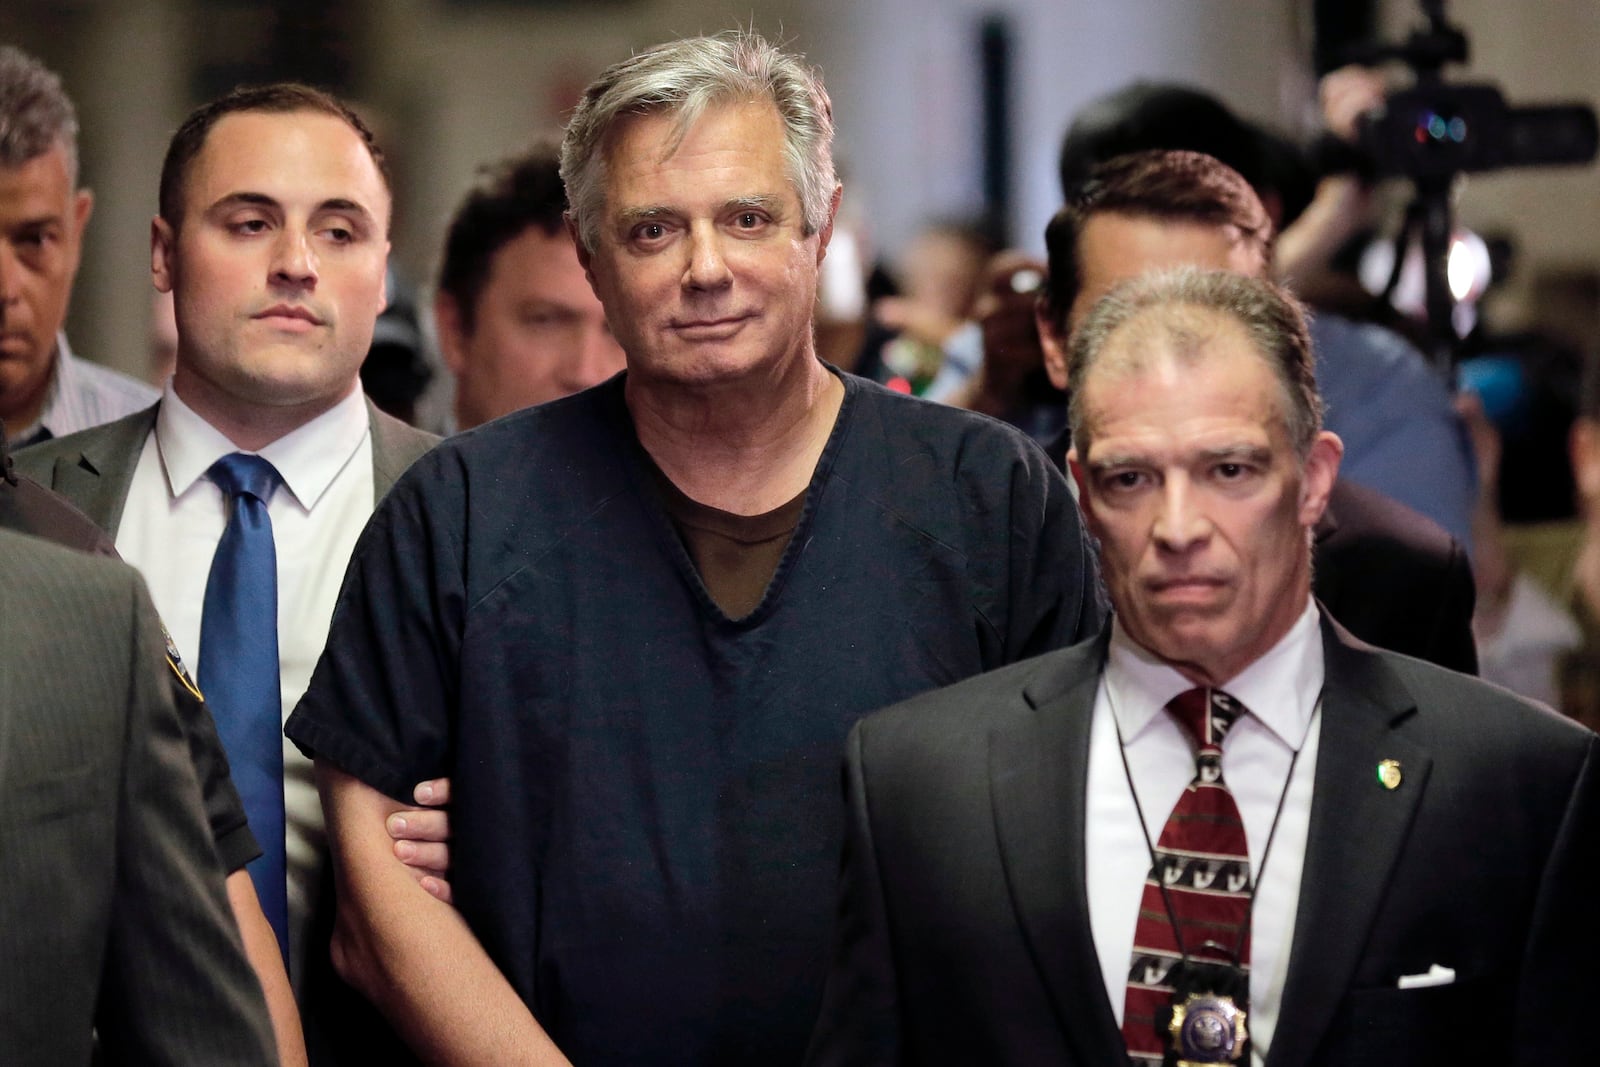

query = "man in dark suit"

[807,268,1598,1066]
[0,527,278,1063]
[1035,149,1476,673]
[16,83,437,1064]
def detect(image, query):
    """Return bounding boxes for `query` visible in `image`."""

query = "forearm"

[318,762,570,1067]
[227,872,308,1067]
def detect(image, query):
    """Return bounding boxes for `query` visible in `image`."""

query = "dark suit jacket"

[807,619,1599,1066]
[0,529,277,1064]
[1314,479,1477,674]
[14,398,437,1066]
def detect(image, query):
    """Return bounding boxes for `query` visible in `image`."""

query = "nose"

[270,227,318,290]
[682,222,732,292]
[1151,475,1212,553]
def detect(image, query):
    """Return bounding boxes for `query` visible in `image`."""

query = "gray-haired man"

[0,46,157,445]
[289,29,1102,1066]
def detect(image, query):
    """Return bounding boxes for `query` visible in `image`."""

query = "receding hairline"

[169,106,392,226]
[1077,301,1299,436]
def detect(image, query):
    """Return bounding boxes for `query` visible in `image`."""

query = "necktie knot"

[208,452,281,503]
[1167,687,1245,755]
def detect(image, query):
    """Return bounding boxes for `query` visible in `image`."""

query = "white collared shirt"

[1086,601,1324,1064]
[115,381,374,986]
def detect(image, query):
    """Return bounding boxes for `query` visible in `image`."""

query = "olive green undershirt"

[653,470,807,619]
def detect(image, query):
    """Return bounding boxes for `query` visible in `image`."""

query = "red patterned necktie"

[1122,687,1252,1066]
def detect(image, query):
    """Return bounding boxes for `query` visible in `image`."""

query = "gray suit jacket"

[0,529,277,1063]
[14,397,437,532]
[807,617,1600,1066]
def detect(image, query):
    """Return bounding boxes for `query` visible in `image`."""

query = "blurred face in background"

[0,141,92,427]
[436,223,624,430]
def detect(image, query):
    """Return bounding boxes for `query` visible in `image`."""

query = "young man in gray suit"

[0,527,277,1064]
[17,83,438,1063]
[808,269,1598,1066]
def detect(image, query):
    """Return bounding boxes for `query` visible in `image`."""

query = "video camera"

[1332,0,1597,368]
[1360,83,1598,181]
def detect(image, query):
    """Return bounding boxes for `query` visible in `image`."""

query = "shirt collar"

[154,382,370,511]
[1105,599,1324,750]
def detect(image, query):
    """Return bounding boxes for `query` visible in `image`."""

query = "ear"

[1036,297,1070,391]
[1066,445,1098,529]
[70,188,95,239]
[566,214,599,292]
[1571,418,1600,506]
[815,183,844,265]
[433,289,468,376]
[150,216,176,294]
[1298,430,1344,527]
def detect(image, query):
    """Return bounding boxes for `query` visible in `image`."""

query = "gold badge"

[1377,759,1403,790]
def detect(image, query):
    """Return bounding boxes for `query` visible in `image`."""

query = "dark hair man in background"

[18,82,440,1064]
[1036,150,1476,674]
[288,30,1101,1067]
[808,268,1597,1067]
[0,46,158,445]
[1057,81,1477,548]
[433,144,625,431]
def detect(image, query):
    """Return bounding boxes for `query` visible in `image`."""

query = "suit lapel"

[1267,617,1431,1067]
[47,406,157,538]
[989,631,1126,1065]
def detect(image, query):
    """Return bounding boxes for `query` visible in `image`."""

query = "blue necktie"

[198,452,289,962]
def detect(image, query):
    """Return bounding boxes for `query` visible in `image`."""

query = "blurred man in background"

[0,46,157,445]
[1035,149,1476,673]
[434,144,624,431]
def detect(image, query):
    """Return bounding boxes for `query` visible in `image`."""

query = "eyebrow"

[207,191,377,224]
[1086,443,1271,472]
[614,194,788,229]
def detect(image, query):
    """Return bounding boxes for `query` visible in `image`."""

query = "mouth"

[1145,576,1229,604]
[670,314,752,341]
[253,304,325,330]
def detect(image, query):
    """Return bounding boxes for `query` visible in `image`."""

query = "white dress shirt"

[116,381,374,986]
[1086,601,1324,1064]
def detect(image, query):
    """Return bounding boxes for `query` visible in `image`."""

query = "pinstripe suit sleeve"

[90,562,279,1064]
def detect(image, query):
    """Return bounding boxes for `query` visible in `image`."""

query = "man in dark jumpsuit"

[288,30,1103,1067]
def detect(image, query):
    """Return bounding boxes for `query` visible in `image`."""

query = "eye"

[1100,469,1150,494]
[631,221,669,244]
[230,217,271,236]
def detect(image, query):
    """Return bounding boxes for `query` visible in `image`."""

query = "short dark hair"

[1040,149,1273,334]
[436,143,568,335]
[1067,266,1322,459]
[158,82,389,227]
[0,45,79,184]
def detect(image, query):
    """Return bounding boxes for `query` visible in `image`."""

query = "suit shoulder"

[368,402,439,464]
[0,526,138,604]
[856,640,1093,751]
[1380,646,1596,755]
[12,405,157,482]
